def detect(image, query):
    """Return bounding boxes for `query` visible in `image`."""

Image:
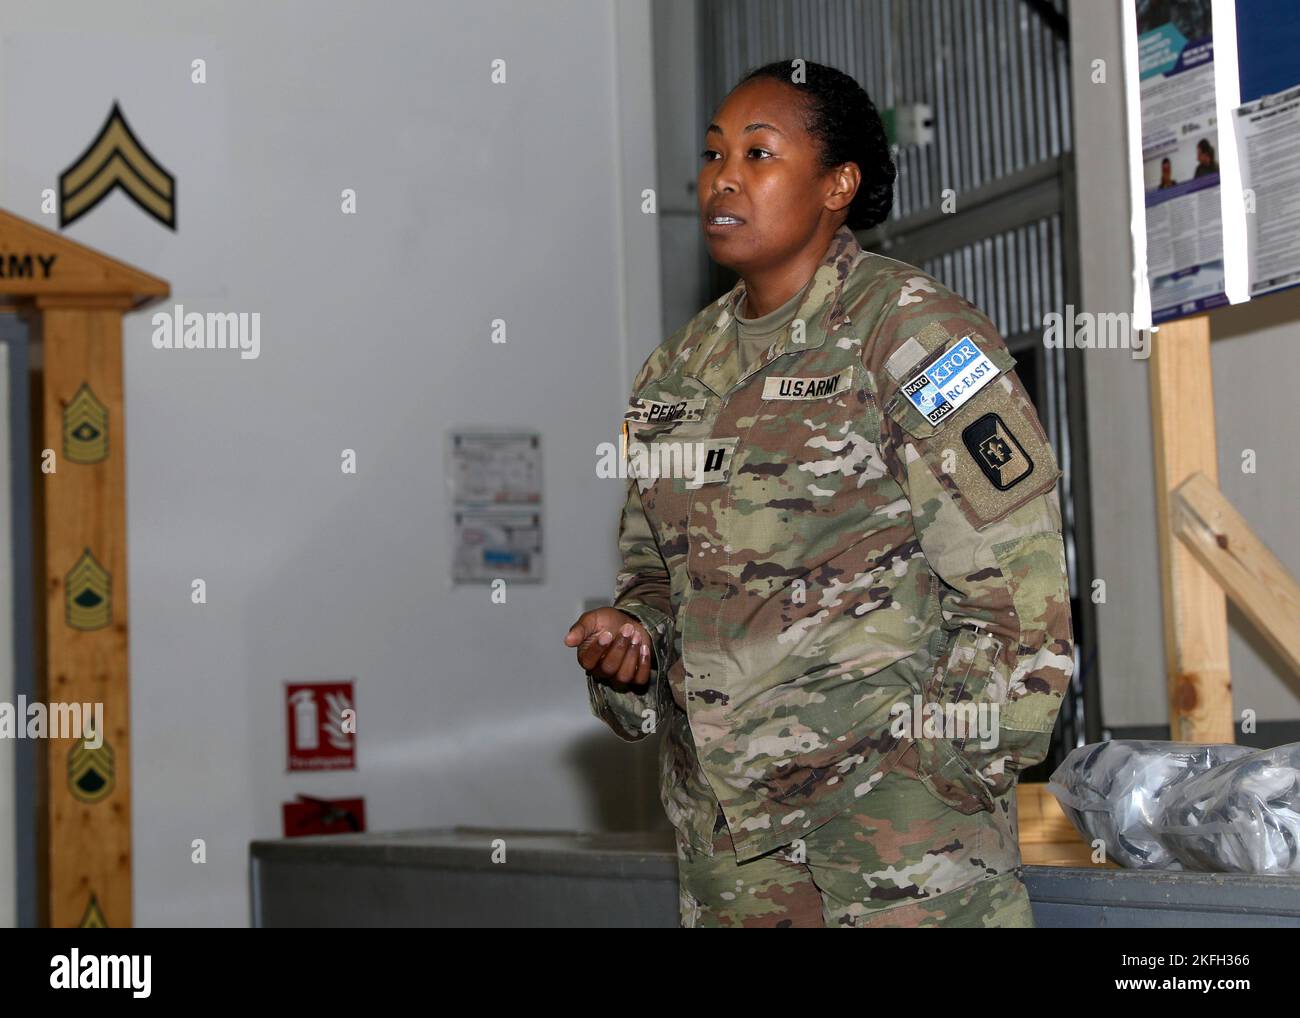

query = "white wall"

[0,341,13,927]
[1,0,664,925]
[1070,2,1300,729]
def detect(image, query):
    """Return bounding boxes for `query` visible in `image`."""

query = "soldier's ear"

[826,161,859,214]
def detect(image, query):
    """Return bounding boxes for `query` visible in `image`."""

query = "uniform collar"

[681,224,863,398]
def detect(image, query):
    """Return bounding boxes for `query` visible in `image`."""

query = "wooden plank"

[1148,316,1234,743]
[1174,472,1300,677]
[36,303,132,928]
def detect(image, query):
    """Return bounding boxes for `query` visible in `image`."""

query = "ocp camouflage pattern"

[588,224,1075,862]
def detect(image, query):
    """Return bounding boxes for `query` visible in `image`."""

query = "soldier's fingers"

[565,610,605,647]
[563,619,588,647]
[615,634,640,684]
[613,640,651,690]
[576,629,614,671]
[596,629,634,677]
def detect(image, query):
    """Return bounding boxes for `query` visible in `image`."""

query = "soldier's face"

[698,78,842,273]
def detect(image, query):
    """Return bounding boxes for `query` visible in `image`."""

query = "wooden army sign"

[0,208,168,926]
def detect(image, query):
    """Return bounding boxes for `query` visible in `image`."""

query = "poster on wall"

[453,509,543,583]
[1135,0,1229,322]
[448,431,543,583]
[1232,84,1300,296]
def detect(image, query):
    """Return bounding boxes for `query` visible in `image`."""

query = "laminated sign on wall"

[448,431,543,583]
[1232,84,1300,296]
[1134,0,1227,322]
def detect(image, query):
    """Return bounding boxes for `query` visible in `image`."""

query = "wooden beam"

[1149,315,1234,743]
[1174,472,1300,678]
[35,301,132,928]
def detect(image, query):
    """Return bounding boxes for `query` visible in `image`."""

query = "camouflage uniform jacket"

[587,224,1075,862]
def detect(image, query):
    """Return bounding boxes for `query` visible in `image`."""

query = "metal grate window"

[701,0,1072,221]
[922,213,1065,345]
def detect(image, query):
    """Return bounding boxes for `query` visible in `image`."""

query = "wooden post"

[0,209,167,926]
[35,298,134,927]
[1148,316,1234,743]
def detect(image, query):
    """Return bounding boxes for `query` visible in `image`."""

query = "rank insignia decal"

[79,894,108,928]
[65,548,111,630]
[962,412,1033,490]
[68,738,115,803]
[63,383,108,464]
[684,437,738,489]
[59,102,176,230]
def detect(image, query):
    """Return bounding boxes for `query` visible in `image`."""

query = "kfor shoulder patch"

[901,336,999,426]
[962,412,1033,490]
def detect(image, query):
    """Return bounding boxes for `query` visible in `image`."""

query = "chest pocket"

[622,387,717,557]
[625,401,715,489]
[746,363,883,504]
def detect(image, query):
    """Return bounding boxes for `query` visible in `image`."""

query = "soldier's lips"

[704,216,746,235]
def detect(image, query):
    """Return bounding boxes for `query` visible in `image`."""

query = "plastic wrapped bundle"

[1047,740,1255,869]
[1157,743,1300,874]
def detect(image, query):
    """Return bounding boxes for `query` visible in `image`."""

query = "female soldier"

[565,60,1073,927]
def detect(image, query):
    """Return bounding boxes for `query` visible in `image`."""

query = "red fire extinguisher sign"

[286,680,356,772]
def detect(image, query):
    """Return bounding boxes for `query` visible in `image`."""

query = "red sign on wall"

[282,796,366,837]
[286,680,355,772]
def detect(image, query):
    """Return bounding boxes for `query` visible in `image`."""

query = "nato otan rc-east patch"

[901,335,999,426]
[68,738,115,804]
[65,548,111,630]
[63,383,108,464]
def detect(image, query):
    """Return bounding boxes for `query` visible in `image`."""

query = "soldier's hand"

[564,607,652,690]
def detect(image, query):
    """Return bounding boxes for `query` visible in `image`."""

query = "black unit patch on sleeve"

[962,412,1033,490]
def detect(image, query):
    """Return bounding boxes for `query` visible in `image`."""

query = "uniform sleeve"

[867,295,1075,813]
[586,357,678,743]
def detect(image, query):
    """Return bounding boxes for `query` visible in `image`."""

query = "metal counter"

[251,827,1300,928]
